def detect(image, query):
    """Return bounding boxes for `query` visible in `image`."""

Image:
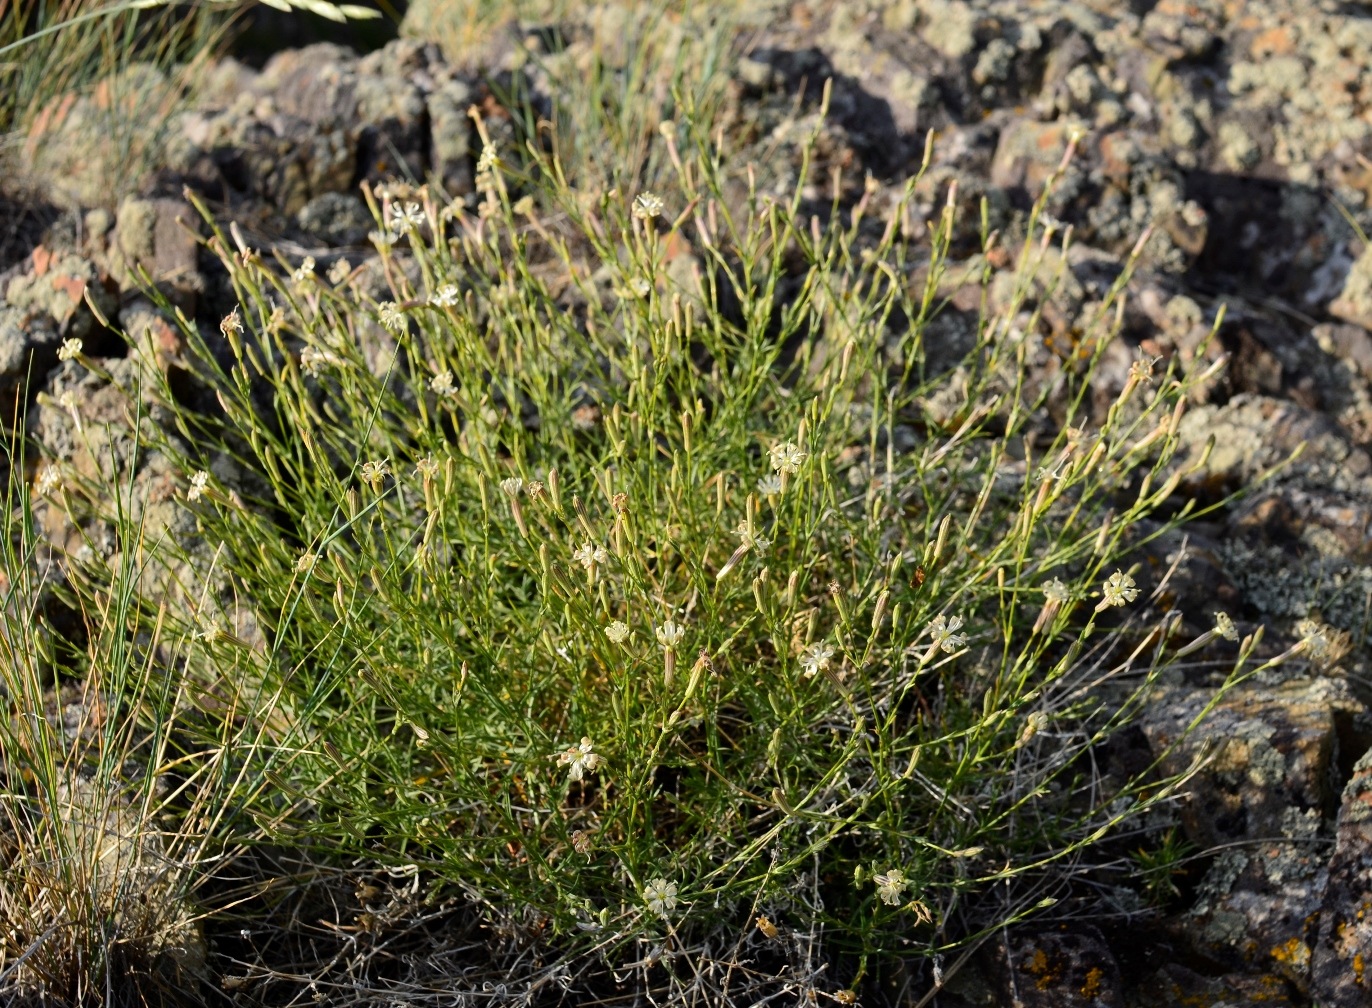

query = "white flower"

[500,476,524,497]
[369,229,398,250]
[327,258,352,285]
[642,877,678,916]
[633,192,665,220]
[360,459,390,487]
[57,338,83,362]
[554,737,602,782]
[1295,617,1348,665]
[414,456,440,479]
[388,201,425,232]
[300,346,342,376]
[476,143,498,176]
[873,868,908,906]
[1100,571,1139,607]
[769,441,807,475]
[378,301,406,333]
[291,256,315,283]
[430,370,456,396]
[655,620,685,648]
[756,473,784,496]
[186,470,210,502]
[926,614,967,654]
[220,307,243,335]
[799,641,834,677]
[605,620,632,645]
[1214,611,1238,641]
[734,520,771,554]
[572,542,608,570]
[430,284,460,307]
[295,552,318,574]
[193,609,221,642]
[1042,578,1070,604]
[33,466,61,497]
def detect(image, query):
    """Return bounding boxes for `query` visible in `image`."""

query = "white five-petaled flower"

[655,620,685,649]
[369,229,398,249]
[388,201,425,232]
[327,258,351,285]
[1214,611,1238,641]
[360,459,390,487]
[926,614,967,654]
[573,542,608,570]
[642,877,678,916]
[1042,578,1070,604]
[769,441,807,475]
[57,338,83,362]
[605,620,632,645]
[799,641,835,677]
[1100,571,1139,607]
[500,476,524,497]
[430,284,460,307]
[414,456,440,479]
[756,473,783,496]
[873,868,909,906]
[378,301,406,333]
[554,737,602,782]
[430,370,456,396]
[633,192,665,220]
[291,256,315,283]
[186,470,210,502]
[295,552,318,574]
[878,866,911,905]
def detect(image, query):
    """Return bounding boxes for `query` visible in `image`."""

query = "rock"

[999,925,1122,1007]
[1143,678,1357,847]
[0,307,62,429]
[296,191,374,246]
[990,120,1073,194]
[174,41,470,216]
[1175,394,1372,493]
[32,359,154,485]
[1135,963,1298,1008]
[5,247,116,342]
[1142,677,1365,985]
[1310,745,1372,1006]
[19,64,182,209]
[106,196,203,312]
[426,77,477,197]
[1331,243,1372,332]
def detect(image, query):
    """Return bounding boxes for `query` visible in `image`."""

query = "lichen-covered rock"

[19,64,183,209]
[32,359,155,485]
[1143,678,1357,847]
[104,196,203,312]
[1309,745,1372,1006]
[171,41,477,216]
[1135,963,1298,1008]
[0,306,62,430]
[1330,243,1372,332]
[296,191,374,246]
[1142,677,1365,986]
[5,247,116,342]
[998,925,1122,1007]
